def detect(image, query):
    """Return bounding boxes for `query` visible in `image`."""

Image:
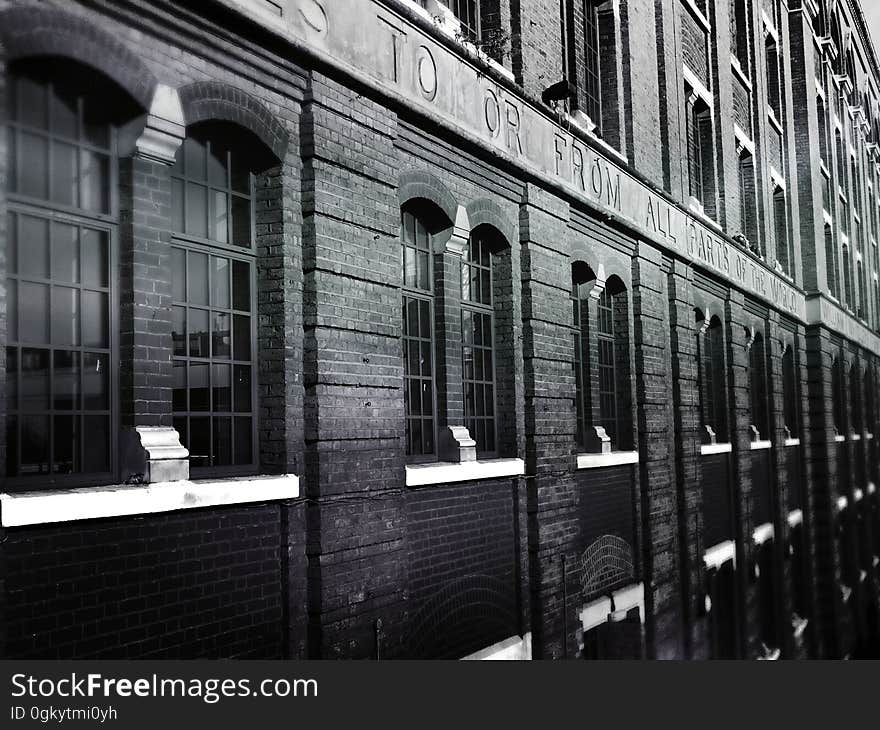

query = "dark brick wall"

[3,505,287,659]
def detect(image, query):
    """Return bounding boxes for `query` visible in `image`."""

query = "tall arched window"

[170,123,263,474]
[696,313,728,443]
[5,60,136,483]
[832,355,846,435]
[782,344,799,438]
[850,363,863,435]
[747,330,769,440]
[571,263,593,449]
[462,227,498,455]
[401,206,436,458]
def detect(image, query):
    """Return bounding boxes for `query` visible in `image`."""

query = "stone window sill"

[753,522,775,545]
[405,458,524,487]
[0,474,300,527]
[784,437,800,447]
[701,442,732,455]
[749,440,772,451]
[576,451,639,470]
[787,509,803,528]
[793,617,809,639]
[579,582,645,632]
[460,633,531,661]
[833,434,846,443]
[703,540,736,570]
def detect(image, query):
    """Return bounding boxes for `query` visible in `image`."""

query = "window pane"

[184,136,207,179]
[7,212,17,275]
[82,353,108,410]
[21,350,49,411]
[189,416,210,468]
[18,75,47,129]
[53,350,80,410]
[233,314,250,361]
[232,260,250,311]
[81,290,108,348]
[189,309,209,357]
[207,140,228,187]
[213,417,232,466]
[81,229,108,288]
[80,149,109,213]
[51,86,78,140]
[213,312,231,358]
[231,195,251,248]
[18,132,49,199]
[212,190,229,244]
[19,282,49,344]
[8,280,17,342]
[212,363,231,412]
[6,416,18,476]
[52,286,80,346]
[173,361,187,411]
[173,417,188,453]
[54,414,79,474]
[186,183,208,238]
[20,414,49,475]
[211,256,230,308]
[82,415,109,472]
[52,222,79,283]
[172,306,187,356]
[20,215,49,279]
[234,364,251,412]
[51,141,78,207]
[171,248,186,302]
[230,156,250,194]
[234,416,253,465]
[171,177,184,233]
[82,104,110,149]
[190,363,210,411]
[188,251,209,305]
[6,347,18,411]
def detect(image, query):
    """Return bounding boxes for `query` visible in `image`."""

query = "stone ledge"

[576,451,639,470]
[460,633,531,660]
[749,440,772,451]
[753,522,775,545]
[703,540,736,570]
[0,474,300,527]
[788,509,803,528]
[405,458,524,487]
[700,442,732,455]
[784,437,801,447]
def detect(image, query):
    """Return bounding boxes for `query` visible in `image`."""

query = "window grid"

[572,282,588,448]
[698,318,727,442]
[401,210,436,458]
[583,1,602,128]
[170,127,258,475]
[462,233,496,455]
[782,345,799,436]
[5,67,116,484]
[597,288,619,446]
[450,0,480,43]
[749,333,769,439]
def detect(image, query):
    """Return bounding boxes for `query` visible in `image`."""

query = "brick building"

[0,0,878,660]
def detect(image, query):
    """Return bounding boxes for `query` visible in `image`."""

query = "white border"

[787,509,803,528]
[784,438,801,447]
[577,451,639,470]
[753,522,775,545]
[703,540,736,569]
[701,442,732,455]
[579,582,645,632]
[750,440,772,451]
[0,474,301,527]
[405,458,524,487]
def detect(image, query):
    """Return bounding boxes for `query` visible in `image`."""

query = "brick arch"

[178,81,290,161]
[465,198,515,247]
[0,4,157,111]
[397,170,457,225]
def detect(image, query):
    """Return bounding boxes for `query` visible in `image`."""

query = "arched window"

[170,123,267,474]
[696,312,727,443]
[832,355,846,435]
[850,363,863,435]
[747,330,769,440]
[782,344,799,438]
[5,59,137,483]
[401,205,436,458]
[462,226,500,455]
[572,266,632,452]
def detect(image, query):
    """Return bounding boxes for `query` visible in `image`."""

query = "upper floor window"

[850,363,863,435]
[401,206,437,458]
[766,37,783,122]
[773,186,792,277]
[170,124,262,475]
[462,227,498,455]
[696,312,727,443]
[825,222,839,298]
[4,60,136,485]
[832,355,846,435]
[450,0,480,43]
[730,0,751,72]
[737,147,758,251]
[747,330,769,440]
[685,88,716,218]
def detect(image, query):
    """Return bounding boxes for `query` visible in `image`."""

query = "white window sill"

[834,434,846,443]
[854,488,864,502]
[753,522,775,545]
[869,482,877,495]
[788,509,803,528]
[0,473,301,527]
[405,458,524,487]
[460,633,531,661]
[793,616,809,639]
[576,451,639,470]
[579,582,645,632]
[851,433,862,441]
[701,442,732,455]
[837,495,848,512]
[750,440,772,451]
[757,646,782,661]
[784,438,801,447]
[704,540,736,570]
